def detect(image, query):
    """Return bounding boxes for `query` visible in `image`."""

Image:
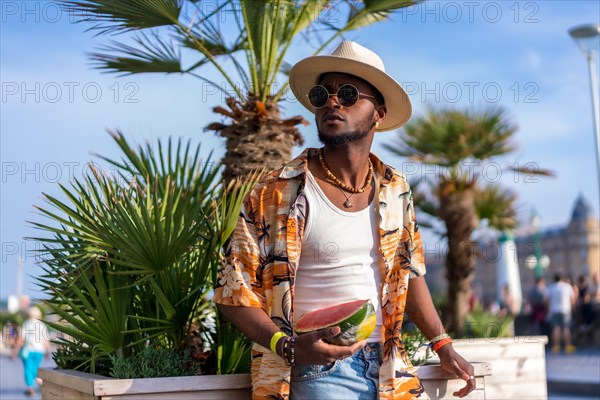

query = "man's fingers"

[332,340,367,360]
[452,373,476,398]
[453,379,476,398]
[449,362,474,397]
[313,326,340,342]
[349,340,367,353]
[450,362,471,382]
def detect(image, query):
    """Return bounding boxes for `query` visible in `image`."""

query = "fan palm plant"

[30,131,259,376]
[61,0,419,182]
[384,106,552,337]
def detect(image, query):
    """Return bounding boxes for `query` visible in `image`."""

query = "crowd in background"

[524,272,600,352]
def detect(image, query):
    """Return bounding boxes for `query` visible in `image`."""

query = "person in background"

[590,272,600,304]
[565,276,580,309]
[576,275,593,328]
[3,321,18,353]
[15,307,50,397]
[590,272,600,323]
[499,284,518,316]
[527,277,548,334]
[546,274,576,353]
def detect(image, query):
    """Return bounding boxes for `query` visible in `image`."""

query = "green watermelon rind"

[295,300,376,346]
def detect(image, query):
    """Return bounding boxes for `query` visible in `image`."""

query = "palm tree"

[61,0,419,182]
[384,107,551,337]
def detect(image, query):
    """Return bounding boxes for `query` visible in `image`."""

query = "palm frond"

[509,164,555,178]
[213,319,252,375]
[42,261,134,374]
[61,0,182,34]
[386,106,518,168]
[318,0,419,34]
[474,185,518,232]
[89,31,182,75]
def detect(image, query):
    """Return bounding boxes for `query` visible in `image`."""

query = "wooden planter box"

[432,336,549,400]
[40,363,491,400]
[39,369,253,400]
[416,362,491,400]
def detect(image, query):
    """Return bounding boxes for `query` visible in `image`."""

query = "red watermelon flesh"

[294,299,376,346]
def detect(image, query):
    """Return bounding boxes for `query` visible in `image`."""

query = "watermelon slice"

[294,299,376,346]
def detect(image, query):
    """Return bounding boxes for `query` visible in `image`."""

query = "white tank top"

[294,169,385,343]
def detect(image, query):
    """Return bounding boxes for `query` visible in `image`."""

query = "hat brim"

[288,55,412,131]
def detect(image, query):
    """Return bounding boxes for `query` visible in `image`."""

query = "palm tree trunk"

[206,96,306,184]
[438,184,478,338]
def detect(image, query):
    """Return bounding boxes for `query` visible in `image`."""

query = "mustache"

[322,110,345,122]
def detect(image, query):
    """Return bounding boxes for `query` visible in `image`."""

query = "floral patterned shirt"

[214,148,429,399]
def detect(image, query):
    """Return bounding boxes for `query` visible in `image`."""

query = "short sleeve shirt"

[214,148,429,399]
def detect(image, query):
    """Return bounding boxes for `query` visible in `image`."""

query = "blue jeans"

[290,342,382,400]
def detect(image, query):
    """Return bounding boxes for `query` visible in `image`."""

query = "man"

[214,41,474,399]
[546,273,576,353]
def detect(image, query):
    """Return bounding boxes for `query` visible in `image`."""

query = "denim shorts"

[290,342,382,400]
[551,312,572,328]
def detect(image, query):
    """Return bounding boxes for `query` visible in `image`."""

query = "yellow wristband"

[270,331,287,353]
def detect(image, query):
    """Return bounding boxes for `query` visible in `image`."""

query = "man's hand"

[436,344,476,398]
[294,326,366,365]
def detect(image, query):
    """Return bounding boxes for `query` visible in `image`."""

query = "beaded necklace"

[318,148,373,208]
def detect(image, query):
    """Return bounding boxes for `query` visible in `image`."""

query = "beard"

[317,111,375,146]
[318,129,369,146]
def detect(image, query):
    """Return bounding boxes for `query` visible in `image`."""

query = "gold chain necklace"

[318,148,373,196]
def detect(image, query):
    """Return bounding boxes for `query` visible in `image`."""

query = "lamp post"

[568,24,600,192]
[524,211,549,279]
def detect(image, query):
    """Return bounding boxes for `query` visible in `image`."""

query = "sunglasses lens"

[338,85,359,107]
[308,86,328,108]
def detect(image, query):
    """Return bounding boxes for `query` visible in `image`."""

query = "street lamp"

[524,211,550,279]
[568,24,600,191]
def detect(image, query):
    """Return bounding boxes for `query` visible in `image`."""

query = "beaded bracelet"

[282,336,290,364]
[289,337,296,367]
[429,333,450,345]
[281,336,296,367]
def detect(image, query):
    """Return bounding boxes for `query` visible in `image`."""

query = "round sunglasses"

[307,84,378,108]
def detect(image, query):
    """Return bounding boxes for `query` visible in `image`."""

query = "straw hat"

[288,41,412,131]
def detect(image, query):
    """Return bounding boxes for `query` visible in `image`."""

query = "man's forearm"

[217,304,283,352]
[405,276,446,339]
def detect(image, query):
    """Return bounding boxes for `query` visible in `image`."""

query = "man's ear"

[375,105,387,124]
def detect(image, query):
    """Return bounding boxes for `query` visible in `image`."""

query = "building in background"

[426,195,600,310]
[516,194,599,301]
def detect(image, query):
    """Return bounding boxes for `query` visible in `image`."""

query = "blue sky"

[1,1,599,300]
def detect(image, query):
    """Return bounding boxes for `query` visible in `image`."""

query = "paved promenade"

[1,349,598,399]
[0,356,54,400]
[546,348,600,398]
